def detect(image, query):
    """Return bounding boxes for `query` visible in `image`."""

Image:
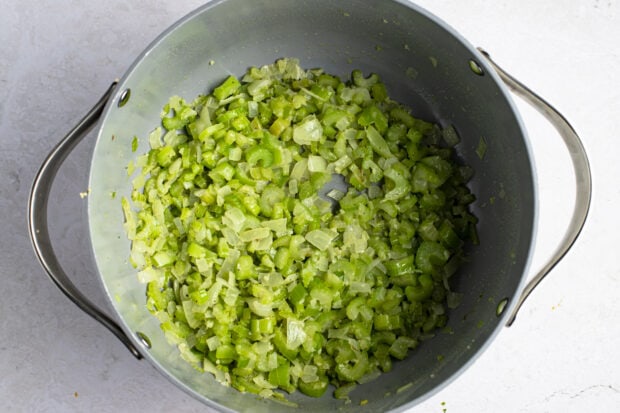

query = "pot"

[28,1,591,411]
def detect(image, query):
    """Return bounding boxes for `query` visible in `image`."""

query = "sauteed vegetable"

[122,58,477,402]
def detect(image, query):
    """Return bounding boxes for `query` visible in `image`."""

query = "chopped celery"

[246,146,274,167]
[213,75,241,101]
[476,136,488,159]
[365,125,393,158]
[298,375,329,398]
[442,125,460,147]
[124,58,477,403]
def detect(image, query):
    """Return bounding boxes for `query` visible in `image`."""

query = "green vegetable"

[213,75,241,101]
[476,136,487,159]
[123,58,477,403]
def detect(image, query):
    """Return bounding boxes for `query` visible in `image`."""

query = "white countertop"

[1,1,618,412]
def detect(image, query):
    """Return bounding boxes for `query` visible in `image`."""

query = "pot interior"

[88,0,535,411]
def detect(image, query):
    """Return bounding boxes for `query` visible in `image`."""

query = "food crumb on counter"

[74,391,78,398]
[79,188,91,199]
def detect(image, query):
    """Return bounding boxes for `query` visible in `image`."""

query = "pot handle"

[28,81,143,359]
[478,49,592,326]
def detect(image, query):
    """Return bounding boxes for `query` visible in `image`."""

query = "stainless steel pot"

[28,1,591,411]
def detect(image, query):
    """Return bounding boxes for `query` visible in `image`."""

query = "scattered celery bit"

[123,58,477,403]
[476,136,487,159]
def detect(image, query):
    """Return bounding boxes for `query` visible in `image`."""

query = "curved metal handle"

[28,81,143,359]
[478,49,592,326]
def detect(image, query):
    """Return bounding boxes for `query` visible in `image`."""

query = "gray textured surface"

[1,1,618,412]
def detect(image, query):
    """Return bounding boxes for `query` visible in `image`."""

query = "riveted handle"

[479,49,592,326]
[28,81,143,359]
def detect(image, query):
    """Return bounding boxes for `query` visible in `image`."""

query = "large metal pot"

[28,1,591,411]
